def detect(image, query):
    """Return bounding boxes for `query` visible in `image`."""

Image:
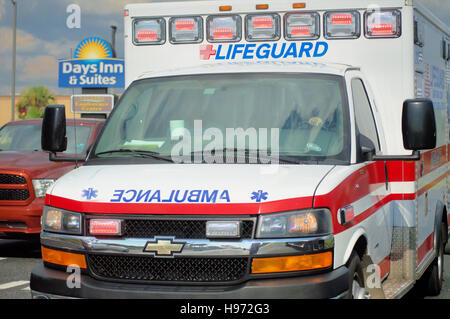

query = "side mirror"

[42,105,67,152]
[402,98,436,151]
[370,98,436,162]
[41,105,86,163]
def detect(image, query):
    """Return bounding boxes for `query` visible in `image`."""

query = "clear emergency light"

[284,12,320,40]
[324,11,360,39]
[365,10,401,38]
[134,18,166,44]
[206,15,242,42]
[245,14,281,41]
[169,16,203,43]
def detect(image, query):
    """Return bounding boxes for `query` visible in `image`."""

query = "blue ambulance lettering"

[208,42,328,61]
[110,189,231,203]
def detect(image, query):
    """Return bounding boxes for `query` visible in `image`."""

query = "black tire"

[347,251,366,299]
[422,223,445,296]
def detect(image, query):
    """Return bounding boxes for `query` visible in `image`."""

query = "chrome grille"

[88,254,249,283]
[121,219,254,239]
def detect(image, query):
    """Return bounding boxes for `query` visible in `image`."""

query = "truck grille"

[122,219,254,239]
[87,254,249,283]
[0,174,27,185]
[0,189,30,201]
[0,172,31,203]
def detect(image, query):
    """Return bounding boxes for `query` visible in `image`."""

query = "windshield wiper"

[95,149,174,163]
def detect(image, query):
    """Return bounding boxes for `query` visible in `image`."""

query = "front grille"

[0,174,26,185]
[0,189,30,201]
[88,254,249,283]
[0,172,30,202]
[122,219,254,239]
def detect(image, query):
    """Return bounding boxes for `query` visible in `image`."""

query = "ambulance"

[31,0,449,299]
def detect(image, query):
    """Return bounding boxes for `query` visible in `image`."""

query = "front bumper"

[0,198,44,234]
[30,263,349,299]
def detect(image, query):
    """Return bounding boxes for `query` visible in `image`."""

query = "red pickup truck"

[0,118,104,238]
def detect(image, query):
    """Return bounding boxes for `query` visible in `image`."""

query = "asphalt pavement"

[0,238,449,299]
[0,239,41,299]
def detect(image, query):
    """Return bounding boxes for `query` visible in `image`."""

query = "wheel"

[347,251,367,299]
[421,223,445,296]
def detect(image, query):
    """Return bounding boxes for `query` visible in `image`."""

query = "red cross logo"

[200,44,216,60]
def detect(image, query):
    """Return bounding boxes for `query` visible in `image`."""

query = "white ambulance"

[31,0,449,299]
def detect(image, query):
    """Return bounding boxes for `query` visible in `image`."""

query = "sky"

[0,0,448,97]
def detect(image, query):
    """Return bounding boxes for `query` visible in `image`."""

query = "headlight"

[42,206,82,235]
[256,209,332,238]
[32,179,56,198]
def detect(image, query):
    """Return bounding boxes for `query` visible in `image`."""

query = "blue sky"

[0,0,448,96]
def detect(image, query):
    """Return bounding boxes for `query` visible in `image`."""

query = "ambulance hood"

[47,164,335,214]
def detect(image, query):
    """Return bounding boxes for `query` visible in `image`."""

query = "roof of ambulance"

[136,62,354,81]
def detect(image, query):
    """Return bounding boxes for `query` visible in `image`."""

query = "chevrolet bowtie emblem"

[143,238,185,256]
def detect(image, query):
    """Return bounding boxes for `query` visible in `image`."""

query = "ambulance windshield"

[94,73,350,164]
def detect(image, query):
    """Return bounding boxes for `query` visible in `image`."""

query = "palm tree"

[17,86,56,119]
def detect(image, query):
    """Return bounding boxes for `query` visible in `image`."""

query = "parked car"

[0,118,104,239]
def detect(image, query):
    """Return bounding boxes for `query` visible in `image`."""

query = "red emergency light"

[253,17,273,29]
[246,14,280,41]
[284,12,319,40]
[364,9,401,38]
[89,219,122,236]
[137,30,158,41]
[213,28,234,39]
[175,19,195,31]
[291,26,312,36]
[331,13,353,25]
[207,15,242,42]
[324,11,360,39]
[371,24,394,35]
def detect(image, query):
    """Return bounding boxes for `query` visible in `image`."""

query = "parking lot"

[0,238,449,299]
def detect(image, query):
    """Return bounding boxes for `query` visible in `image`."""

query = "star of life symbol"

[82,188,98,200]
[200,44,216,60]
[251,190,268,203]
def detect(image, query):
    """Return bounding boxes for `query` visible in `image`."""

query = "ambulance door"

[346,70,392,277]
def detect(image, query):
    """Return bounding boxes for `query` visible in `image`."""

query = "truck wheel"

[422,223,445,296]
[347,252,367,299]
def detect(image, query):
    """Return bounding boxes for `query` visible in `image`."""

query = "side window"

[351,78,380,153]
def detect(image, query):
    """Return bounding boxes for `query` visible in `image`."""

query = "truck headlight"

[256,209,332,238]
[32,179,56,198]
[42,206,82,235]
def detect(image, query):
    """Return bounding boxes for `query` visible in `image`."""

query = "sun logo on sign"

[74,37,113,60]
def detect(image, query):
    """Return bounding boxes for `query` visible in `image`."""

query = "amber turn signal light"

[41,246,87,269]
[252,251,332,274]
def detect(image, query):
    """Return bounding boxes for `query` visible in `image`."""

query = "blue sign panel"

[58,59,125,88]
[58,37,125,88]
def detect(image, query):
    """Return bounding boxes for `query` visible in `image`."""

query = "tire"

[347,251,367,299]
[422,223,445,296]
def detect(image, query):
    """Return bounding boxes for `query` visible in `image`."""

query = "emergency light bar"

[134,18,165,44]
[169,16,203,43]
[365,10,401,38]
[246,14,281,41]
[324,11,360,39]
[131,9,403,46]
[207,15,242,42]
[284,12,320,40]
